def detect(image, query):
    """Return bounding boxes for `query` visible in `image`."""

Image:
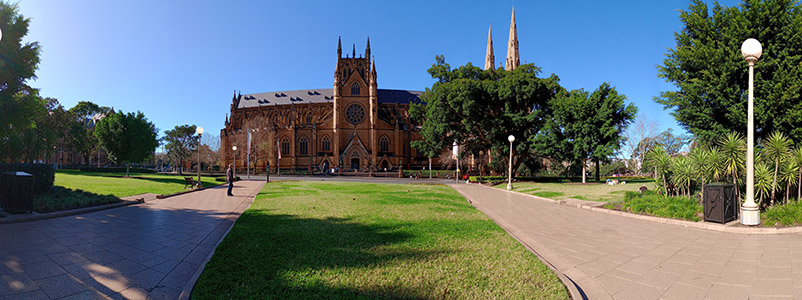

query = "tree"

[201,134,221,171]
[646,146,671,196]
[719,132,746,199]
[67,101,111,165]
[764,131,793,205]
[0,3,41,162]
[657,0,802,143]
[548,83,637,183]
[624,113,659,175]
[410,55,564,177]
[791,147,802,201]
[163,125,198,175]
[94,111,159,177]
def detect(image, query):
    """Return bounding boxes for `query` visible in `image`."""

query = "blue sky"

[18,0,741,151]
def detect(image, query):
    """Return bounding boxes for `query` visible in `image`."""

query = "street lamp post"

[453,141,459,184]
[196,127,203,188]
[741,38,762,225]
[232,145,238,178]
[507,135,515,190]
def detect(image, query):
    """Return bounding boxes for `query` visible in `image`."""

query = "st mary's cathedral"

[220,6,521,174]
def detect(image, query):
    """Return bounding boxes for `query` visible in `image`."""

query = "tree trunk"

[733,175,740,201]
[663,174,668,196]
[595,157,600,182]
[125,162,130,177]
[798,168,802,202]
[582,159,587,184]
[787,180,791,205]
[771,158,779,206]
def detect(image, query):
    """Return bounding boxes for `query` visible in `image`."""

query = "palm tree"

[689,146,709,186]
[718,132,745,199]
[790,147,802,201]
[755,161,773,207]
[671,156,694,198]
[780,161,799,204]
[706,146,724,183]
[647,146,671,196]
[763,131,793,206]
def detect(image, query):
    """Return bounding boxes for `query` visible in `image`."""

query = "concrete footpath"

[0,180,264,300]
[452,184,802,300]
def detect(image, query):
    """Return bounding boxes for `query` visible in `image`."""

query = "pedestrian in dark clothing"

[226,164,234,196]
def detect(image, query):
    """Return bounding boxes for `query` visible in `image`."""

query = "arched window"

[306,114,312,124]
[380,135,390,152]
[351,82,361,95]
[322,136,331,152]
[281,137,290,156]
[299,136,309,156]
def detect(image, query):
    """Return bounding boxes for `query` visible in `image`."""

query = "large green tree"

[0,2,41,161]
[67,101,111,165]
[163,124,199,175]
[410,55,564,174]
[657,0,802,143]
[547,83,636,183]
[94,110,159,176]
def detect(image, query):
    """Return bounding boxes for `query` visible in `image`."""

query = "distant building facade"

[221,38,427,173]
[221,5,521,174]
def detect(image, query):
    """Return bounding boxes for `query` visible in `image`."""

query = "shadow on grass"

[192,211,447,299]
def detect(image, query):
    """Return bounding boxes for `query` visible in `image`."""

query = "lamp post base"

[741,205,760,225]
[506,183,512,190]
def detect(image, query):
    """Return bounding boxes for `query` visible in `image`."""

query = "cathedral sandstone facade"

[221,6,520,174]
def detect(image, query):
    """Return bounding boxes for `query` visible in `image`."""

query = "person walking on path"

[226,164,234,196]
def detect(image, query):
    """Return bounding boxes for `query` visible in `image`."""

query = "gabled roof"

[236,89,424,109]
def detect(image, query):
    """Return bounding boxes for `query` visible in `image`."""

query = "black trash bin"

[0,171,34,214]
[703,184,737,224]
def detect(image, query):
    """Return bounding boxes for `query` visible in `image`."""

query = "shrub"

[33,186,120,213]
[620,190,702,222]
[0,163,55,195]
[763,201,802,226]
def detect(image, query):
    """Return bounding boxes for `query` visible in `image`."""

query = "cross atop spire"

[505,5,520,71]
[485,22,495,71]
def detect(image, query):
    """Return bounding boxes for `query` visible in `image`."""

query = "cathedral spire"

[485,22,495,71]
[337,36,342,58]
[365,36,371,60]
[505,5,520,71]
[352,44,356,58]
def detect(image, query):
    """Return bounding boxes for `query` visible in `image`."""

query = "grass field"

[54,169,223,197]
[508,180,655,202]
[192,181,568,299]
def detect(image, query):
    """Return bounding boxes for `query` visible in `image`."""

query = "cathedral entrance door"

[350,152,360,171]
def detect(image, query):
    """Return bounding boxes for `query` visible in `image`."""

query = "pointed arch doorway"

[350,152,360,171]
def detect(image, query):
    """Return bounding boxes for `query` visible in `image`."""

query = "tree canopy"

[657,0,802,143]
[546,83,636,182]
[410,55,564,173]
[0,2,41,161]
[164,124,198,175]
[94,110,159,176]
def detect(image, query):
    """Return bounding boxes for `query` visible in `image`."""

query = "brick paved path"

[452,184,802,300]
[0,180,264,300]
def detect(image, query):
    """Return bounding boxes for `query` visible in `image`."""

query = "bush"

[78,167,155,173]
[620,190,702,222]
[0,163,55,195]
[215,176,240,182]
[34,186,119,213]
[763,201,802,226]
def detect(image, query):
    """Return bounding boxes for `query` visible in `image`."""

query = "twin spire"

[485,5,519,71]
[337,36,372,59]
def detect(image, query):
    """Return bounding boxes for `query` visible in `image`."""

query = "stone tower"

[505,5,520,71]
[332,37,375,168]
[485,23,495,71]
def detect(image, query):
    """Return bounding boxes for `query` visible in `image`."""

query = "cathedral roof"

[236,89,423,109]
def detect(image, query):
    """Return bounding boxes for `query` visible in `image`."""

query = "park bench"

[184,177,197,189]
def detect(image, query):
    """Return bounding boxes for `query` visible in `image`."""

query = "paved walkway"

[0,180,264,300]
[452,184,802,300]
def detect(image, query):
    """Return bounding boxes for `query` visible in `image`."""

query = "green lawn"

[192,181,568,299]
[508,180,654,202]
[54,169,223,197]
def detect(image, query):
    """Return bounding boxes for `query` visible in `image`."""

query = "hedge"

[78,167,156,173]
[0,163,55,195]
